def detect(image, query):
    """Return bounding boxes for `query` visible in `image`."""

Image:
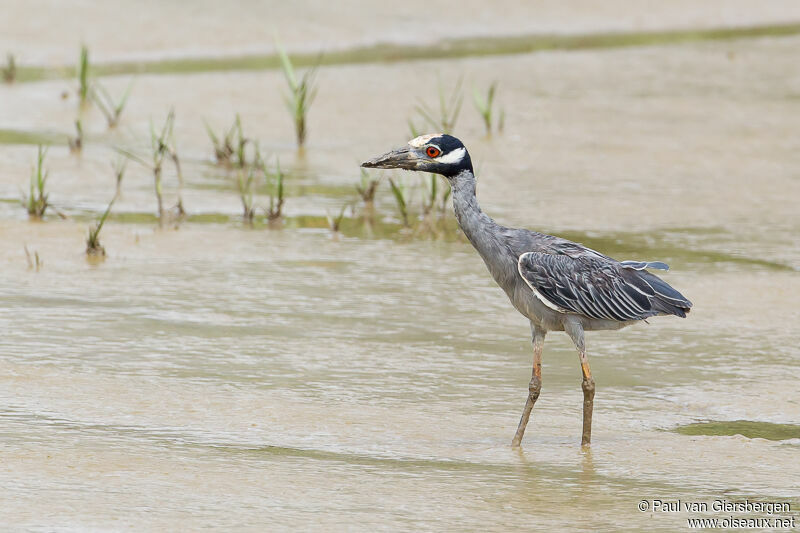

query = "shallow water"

[1,7,800,532]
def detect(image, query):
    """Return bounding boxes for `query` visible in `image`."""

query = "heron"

[362,134,692,447]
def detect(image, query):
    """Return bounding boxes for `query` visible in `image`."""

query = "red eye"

[426,146,441,158]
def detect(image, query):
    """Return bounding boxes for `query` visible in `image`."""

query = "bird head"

[361,134,473,178]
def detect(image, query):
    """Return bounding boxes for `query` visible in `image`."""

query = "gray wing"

[517,251,692,321]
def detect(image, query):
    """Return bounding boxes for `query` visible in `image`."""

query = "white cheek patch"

[409,133,442,148]
[437,147,466,164]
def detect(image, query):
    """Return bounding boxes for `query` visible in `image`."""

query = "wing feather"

[518,252,692,321]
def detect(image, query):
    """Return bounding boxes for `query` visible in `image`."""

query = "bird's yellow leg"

[579,350,595,447]
[512,327,545,447]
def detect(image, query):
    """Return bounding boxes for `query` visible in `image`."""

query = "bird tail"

[637,269,693,318]
[621,260,692,317]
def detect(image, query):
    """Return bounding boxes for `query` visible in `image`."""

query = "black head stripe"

[430,135,472,176]
[426,134,463,154]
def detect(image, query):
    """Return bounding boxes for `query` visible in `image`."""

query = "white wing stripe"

[517,253,570,313]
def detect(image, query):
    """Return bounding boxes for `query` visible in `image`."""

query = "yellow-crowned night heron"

[362,134,692,447]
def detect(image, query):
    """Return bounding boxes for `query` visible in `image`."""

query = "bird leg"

[511,326,545,447]
[565,320,595,446]
[579,349,595,446]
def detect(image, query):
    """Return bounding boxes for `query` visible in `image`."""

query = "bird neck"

[450,170,520,295]
[450,170,501,249]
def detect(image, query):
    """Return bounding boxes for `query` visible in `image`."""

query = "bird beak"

[361,145,418,170]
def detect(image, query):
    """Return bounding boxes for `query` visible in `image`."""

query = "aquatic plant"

[407,118,422,139]
[24,245,42,271]
[440,184,452,214]
[277,42,319,148]
[112,157,127,198]
[86,195,116,256]
[422,174,439,215]
[472,81,504,135]
[152,110,185,220]
[68,119,83,153]
[205,120,235,164]
[238,169,256,225]
[23,145,49,219]
[233,117,250,168]
[77,45,90,106]
[264,158,285,221]
[414,76,463,134]
[205,114,255,167]
[327,204,348,234]
[2,53,16,83]
[388,177,409,227]
[92,81,133,128]
[251,140,264,169]
[149,127,167,223]
[117,109,184,226]
[356,168,379,205]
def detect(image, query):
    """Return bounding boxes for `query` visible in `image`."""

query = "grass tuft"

[277,41,319,148]
[238,168,256,225]
[77,45,90,106]
[205,119,235,164]
[388,177,409,226]
[24,245,42,271]
[68,119,83,153]
[327,204,348,234]
[92,80,134,128]
[414,75,463,134]
[422,174,438,215]
[117,109,184,227]
[2,53,16,83]
[472,81,503,135]
[205,114,256,167]
[23,145,49,219]
[356,168,379,205]
[407,118,422,139]
[112,157,127,198]
[86,194,117,256]
[264,158,285,221]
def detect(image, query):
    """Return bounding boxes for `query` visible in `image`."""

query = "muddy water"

[2,11,800,533]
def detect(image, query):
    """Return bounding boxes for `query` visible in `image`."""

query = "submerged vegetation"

[117,109,184,227]
[77,45,90,106]
[205,114,256,168]
[24,245,42,271]
[150,110,185,223]
[23,145,49,219]
[87,160,126,256]
[356,168,379,206]
[238,169,256,225]
[2,53,16,83]
[86,194,116,256]
[388,178,409,227]
[423,174,450,216]
[230,156,290,226]
[327,204,348,234]
[264,159,285,221]
[68,119,83,153]
[206,117,237,165]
